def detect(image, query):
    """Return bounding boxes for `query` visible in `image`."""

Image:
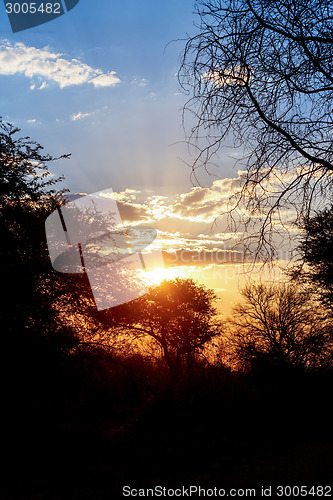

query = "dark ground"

[1,349,332,500]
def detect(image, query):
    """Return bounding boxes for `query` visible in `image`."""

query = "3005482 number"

[277,486,332,497]
[5,3,61,14]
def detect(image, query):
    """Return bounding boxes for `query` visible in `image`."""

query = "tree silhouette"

[0,118,77,470]
[179,0,333,254]
[0,117,105,403]
[0,119,113,350]
[227,283,333,371]
[0,118,70,337]
[104,278,223,379]
[291,206,333,308]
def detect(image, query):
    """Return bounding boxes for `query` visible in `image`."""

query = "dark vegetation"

[1,118,333,499]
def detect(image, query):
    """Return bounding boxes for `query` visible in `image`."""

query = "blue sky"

[0,0,214,195]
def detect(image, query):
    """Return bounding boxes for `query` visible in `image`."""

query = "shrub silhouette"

[226,282,333,372]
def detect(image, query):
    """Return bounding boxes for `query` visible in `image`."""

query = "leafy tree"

[227,283,333,371]
[293,206,333,307]
[179,0,333,254]
[0,118,98,345]
[0,119,68,335]
[0,117,103,379]
[105,278,223,378]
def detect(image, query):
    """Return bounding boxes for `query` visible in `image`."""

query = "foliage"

[227,282,333,371]
[179,0,333,255]
[0,117,95,363]
[0,119,66,332]
[104,278,223,378]
[293,206,333,307]
[0,119,68,206]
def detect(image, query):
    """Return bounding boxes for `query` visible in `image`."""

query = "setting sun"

[141,266,184,285]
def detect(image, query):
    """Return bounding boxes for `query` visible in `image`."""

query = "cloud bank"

[0,40,121,88]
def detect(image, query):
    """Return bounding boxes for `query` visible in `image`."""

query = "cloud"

[98,190,152,223]
[151,228,241,254]
[38,81,49,90]
[98,179,241,226]
[71,111,94,121]
[63,174,298,269]
[166,184,231,223]
[0,40,121,88]
[89,73,120,88]
[96,173,245,228]
[101,189,140,203]
[131,77,149,87]
[63,187,253,262]
[117,200,151,223]
[161,172,252,223]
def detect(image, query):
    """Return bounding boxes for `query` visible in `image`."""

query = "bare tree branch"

[179,0,333,256]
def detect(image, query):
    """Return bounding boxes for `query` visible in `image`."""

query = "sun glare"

[141,266,183,285]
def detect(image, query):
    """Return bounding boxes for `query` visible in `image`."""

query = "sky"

[0,0,210,194]
[0,0,295,314]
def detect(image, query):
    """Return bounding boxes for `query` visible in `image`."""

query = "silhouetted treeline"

[1,119,333,499]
